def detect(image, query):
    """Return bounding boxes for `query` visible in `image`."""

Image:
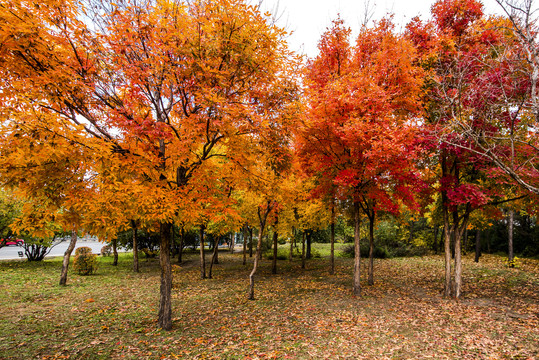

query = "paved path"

[0,240,121,260]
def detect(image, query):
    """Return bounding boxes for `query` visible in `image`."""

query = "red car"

[1,238,24,246]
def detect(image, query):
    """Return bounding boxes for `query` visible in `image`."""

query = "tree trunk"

[272,217,279,274]
[199,225,206,279]
[441,154,452,297]
[132,221,139,273]
[249,227,253,258]
[454,225,463,298]
[306,231,312,259]
[408,220,414,244]
[301,231,306,269]
[242,226,247,266]
[157,222,173,330]
[209,236,219,279]
[248,206,271,300]
[353,201,361,296]
[368,211,375,286]
[59,229,77,286]
[474,229,481,263]
[112,238,118,266]
[214,236,219,264]
[289,227,294,262]
[463,228,468,254]
[508,209,514,266]
[178,227,184,264]
[230,233,235,254]
[330,203,335,275]
[433,226,439,255]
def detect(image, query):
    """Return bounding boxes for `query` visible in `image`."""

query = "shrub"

[73,247,98,275]
[100,245,112,257]
[264,248,289,260]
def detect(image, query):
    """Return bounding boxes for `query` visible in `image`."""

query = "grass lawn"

[0,248,538,359]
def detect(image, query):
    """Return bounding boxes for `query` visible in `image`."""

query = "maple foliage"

[0,0,298,329]
[297,17,425,294]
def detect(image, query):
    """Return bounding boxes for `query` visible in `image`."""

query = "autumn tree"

[0,0,297,330]
[298,18,424,295]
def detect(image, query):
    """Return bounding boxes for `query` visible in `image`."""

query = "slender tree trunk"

[368,212,375,286]
[306,231,312,259]
[248,206,271,300]
[112,238,118,266]
[59,229,77,286]
[454,226,463,298]
[408,220,414,244]
[508,209,514,266]
[199,225,206,279]
[214,236,219,264]
[301,231,306,269]
[330,203,335,275]
[289,227,294,262]
[178,227,184,264]
[474,229,481,263]
[272,217,279,274]
[158,222,173,330]
[441,154,452,297]
[353,202,361,296]
[433,226,439,255]
[249,227,253,258]
[242,226,247,266]
[230,233,235,254]
[209,237,219,279]
[463,229,468,254]
[132,221,139,273]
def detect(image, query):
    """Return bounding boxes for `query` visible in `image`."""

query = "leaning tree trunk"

[272,217,279,274]
[508,209,515,267]
[59,229,77,286]
[157,222,173,330]
[112,238,118,266]
[199,225,206,279]
[209,237,220,279]
[474,229,481,263]
[132,220,139,273]
[248,206,271,300]
[368,211,375,286]
[214,236,219,264]
[353,201,361,296]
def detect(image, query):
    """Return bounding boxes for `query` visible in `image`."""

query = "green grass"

[0,252,538,359]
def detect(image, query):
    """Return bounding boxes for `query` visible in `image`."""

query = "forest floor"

[0,246,538,359]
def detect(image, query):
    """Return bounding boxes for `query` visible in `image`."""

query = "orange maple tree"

[0,0,297,329]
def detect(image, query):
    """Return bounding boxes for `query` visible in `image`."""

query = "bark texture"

[59,229,77,286]
[158,222,173,330]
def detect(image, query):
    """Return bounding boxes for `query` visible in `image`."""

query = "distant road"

[0,239,123,260]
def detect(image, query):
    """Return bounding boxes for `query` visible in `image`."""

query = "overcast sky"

[259,0,508,58]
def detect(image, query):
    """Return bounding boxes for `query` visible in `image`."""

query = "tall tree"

[0,0,297,329]
[298,18,424,294]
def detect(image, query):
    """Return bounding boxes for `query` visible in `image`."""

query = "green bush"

[73,247,98,275]
[264,248,289,260]
[339,242,427,259]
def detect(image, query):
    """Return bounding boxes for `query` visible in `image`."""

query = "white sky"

[260,0,508,58]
